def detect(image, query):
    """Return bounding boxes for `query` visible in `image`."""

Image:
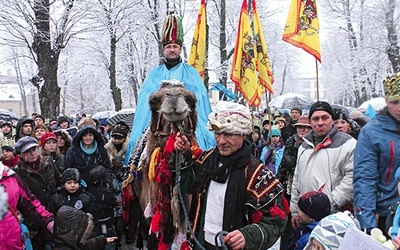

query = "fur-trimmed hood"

[54,205,94,250]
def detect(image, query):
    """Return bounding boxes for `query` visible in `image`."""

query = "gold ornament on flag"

[282,0,321,62]
[188,0,207,80]
[230,0,274,107]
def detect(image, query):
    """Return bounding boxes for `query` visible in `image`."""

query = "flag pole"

[315,59,319,101]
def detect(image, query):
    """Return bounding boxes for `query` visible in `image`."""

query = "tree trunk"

[385,0,400,73]
[109,35,122,110]
[31,0,61,118]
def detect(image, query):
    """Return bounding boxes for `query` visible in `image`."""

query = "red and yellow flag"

[282,0,321,62]
[230,0,273,107]
[188,0,207,80]
[252,0,274,93]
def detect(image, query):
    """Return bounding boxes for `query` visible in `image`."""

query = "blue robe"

[124,61,216,166]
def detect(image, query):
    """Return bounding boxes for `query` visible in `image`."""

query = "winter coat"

[86,166,118,237]
[104,137,129,163]
[53,205,107,250]
[277,134,303,197]
[49,186,94,214]
[0,163,53,250]
[260,142,285,175]
[41,147,66,174]
[13,155,61,208]
[286,222,318,250]
[290,126,357,216]
[353,108,400,230]
[184,141,288,250]
[65,126,112,185]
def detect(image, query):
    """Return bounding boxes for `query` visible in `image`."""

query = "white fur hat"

[207,101,252,135]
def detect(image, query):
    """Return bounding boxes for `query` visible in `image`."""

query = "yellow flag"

[252,0,274,93]
[230,0,262,107]
[188,0,207,80]
[282,0,321,62]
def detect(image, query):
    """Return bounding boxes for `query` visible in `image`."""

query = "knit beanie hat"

[291,107,302,115]
[298,191,331,221]
[111,124,128,138]
[304,211,360,250]
[61,168,81,184]
[40,132,58,145]
[1,137,14,152]
[308,101,334,119]
[268,126,281,138]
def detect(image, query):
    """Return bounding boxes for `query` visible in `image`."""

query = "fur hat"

[274,117,286,125]
[268,126,281,138]
[40,132,58,145]
[304,211,360,250]
[294,115,311,127]
[298,191,331,221]
[308,101,334,119]
[161,13,184,46]
[207,101,252,135]
[61,168,81,184]
[14,136,39,154]
[53,129,72,144]
[111,124,128,138]
[383,72,400,100]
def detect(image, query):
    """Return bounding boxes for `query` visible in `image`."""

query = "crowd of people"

[0,10,400,250]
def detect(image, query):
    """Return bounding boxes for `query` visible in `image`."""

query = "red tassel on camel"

[150,210,161,234]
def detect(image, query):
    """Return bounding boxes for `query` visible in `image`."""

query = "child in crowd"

[49,168,93,214]
[1,142,18,168]
[260,126,285,175]
[286,191,331,250]
[86,165,118,250]
[304,211,360,250]
[53,205,117,250]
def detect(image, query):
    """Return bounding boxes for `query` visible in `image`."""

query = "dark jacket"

[65,126,112,185]
[86,166,118,236]
[185,141,288,250]
[53,205,107,250]
[13,155,61,208]
[49,186,94,214]
[277,134,302,197]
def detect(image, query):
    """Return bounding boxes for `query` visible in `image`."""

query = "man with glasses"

[290,101,357,232]
[125,13,215,167]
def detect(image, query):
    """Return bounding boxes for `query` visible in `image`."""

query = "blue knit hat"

[268,126,281,138]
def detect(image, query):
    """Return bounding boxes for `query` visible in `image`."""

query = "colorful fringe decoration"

[148,147,161,181]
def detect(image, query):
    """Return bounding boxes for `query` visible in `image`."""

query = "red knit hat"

[40,132,58,145]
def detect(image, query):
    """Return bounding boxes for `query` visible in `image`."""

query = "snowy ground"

[119,237,281,250]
